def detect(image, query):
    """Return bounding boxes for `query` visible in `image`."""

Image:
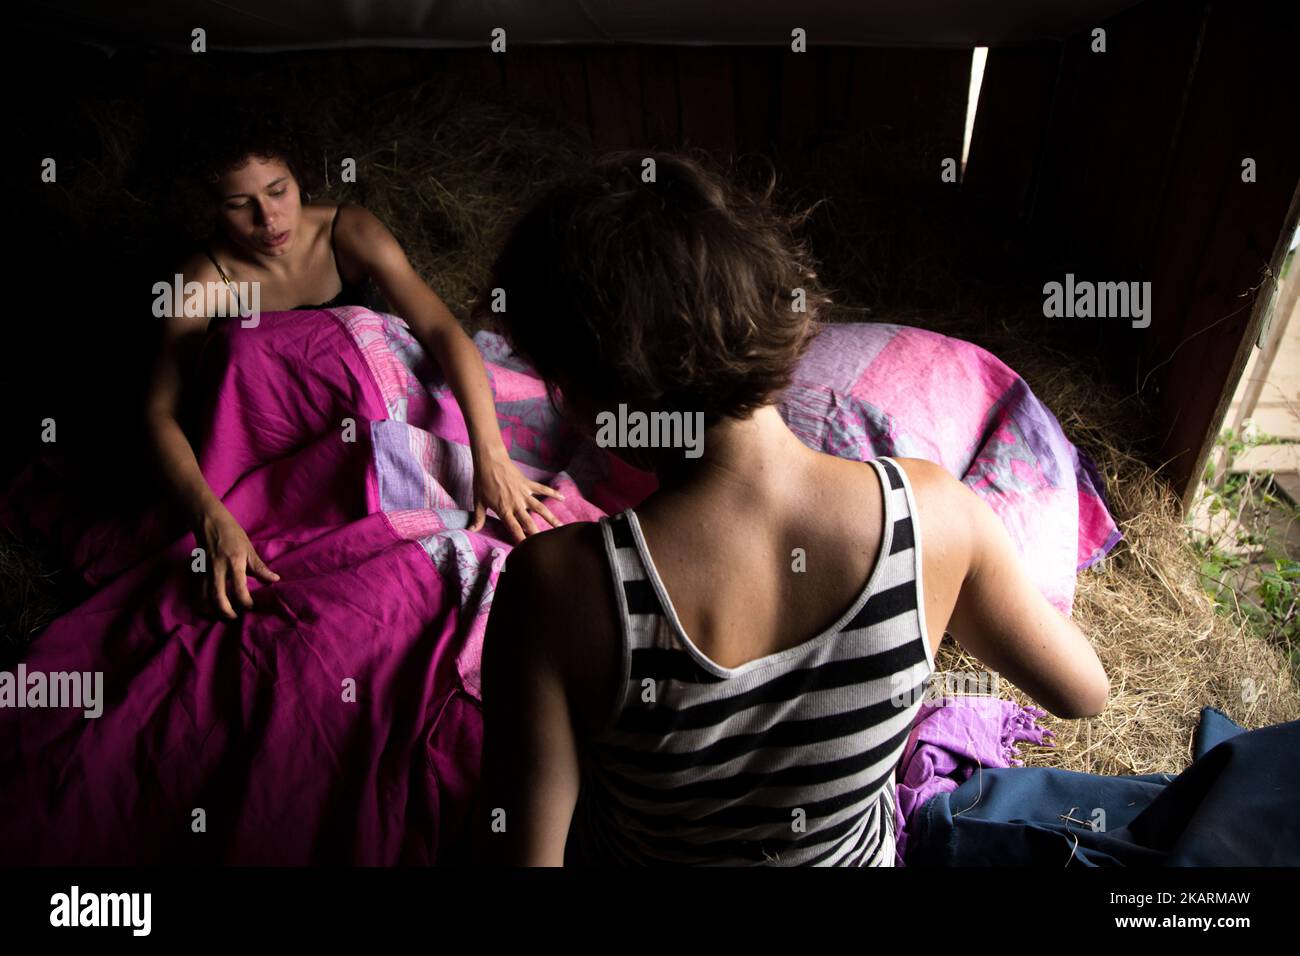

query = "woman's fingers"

[517,507,542,537]
[472,479,564,541]
[529,499,562,530]
[231,559,255,611]
[502,510,527,544]
[211,561,238,620]
[528,481,566,501]
[248,550,281,584]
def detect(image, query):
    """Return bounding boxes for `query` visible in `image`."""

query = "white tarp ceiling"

[26,1,1148,51]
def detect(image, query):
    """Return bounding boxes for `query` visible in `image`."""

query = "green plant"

[1192,429,1299,672]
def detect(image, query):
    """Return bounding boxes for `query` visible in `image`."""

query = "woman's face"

[213,155,302,257]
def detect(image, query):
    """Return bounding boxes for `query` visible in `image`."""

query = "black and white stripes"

[568,457,934,866]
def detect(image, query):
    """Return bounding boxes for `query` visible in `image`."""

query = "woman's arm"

[473,543,583,865]
[899,457,1109,718]
[334,205,563,543]
[145,267,279,618]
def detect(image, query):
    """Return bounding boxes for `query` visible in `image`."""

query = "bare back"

[480,440,1110,866]
[517,449,1107,745]
[632,453,930,667]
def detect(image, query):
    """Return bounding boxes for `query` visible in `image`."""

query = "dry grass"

[8,64,1297,776]
[912,317,1300,774]
[312,79,591,328]
[0,529,77,669]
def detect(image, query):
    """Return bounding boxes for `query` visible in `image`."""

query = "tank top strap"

[867,456,934,671]
[866,457,908,552]
[202,247,241,314]
[327,202,365,293]
[597,509,689,735]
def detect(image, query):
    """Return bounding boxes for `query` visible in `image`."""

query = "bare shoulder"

[496,520,620,737]
[156,250,231,331]
[892,456,979,531]
[502,521,613,624]
[892,456,956,496]
[175,248,222,285]
[331,202,392,245]
[330,202,405,271]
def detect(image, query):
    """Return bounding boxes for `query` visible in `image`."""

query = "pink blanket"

[0,308,1118,864]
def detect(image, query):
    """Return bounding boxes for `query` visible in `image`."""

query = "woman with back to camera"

[473,152,1109,866]
[146,108,563,619]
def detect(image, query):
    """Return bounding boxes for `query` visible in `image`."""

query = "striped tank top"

[566,456,936,866]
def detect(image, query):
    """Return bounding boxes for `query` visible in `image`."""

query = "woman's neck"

[653,404,815,496]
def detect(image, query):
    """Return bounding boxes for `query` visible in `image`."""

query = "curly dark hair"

[161,98,324,242]
[476,151,829,425]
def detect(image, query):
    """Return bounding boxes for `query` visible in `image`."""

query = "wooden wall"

[965,0,1300,505]
[434,14,1300,506]
[434,44,973,172]
[21,3,1299,507]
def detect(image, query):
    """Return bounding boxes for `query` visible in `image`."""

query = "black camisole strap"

[204,247,241,313]
[328,203,350,286]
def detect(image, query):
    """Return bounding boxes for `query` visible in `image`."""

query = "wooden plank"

[962,42,1061,229]
[586,47,645,150]
[1225,245,1300,446]
[814,47,855,136]
[1028,0,1202,264]
[503,46,592,139]
[778,46,819,150]
[732,47,780,155]
[640,46,681,147]
[501,47,565,115]
[878,48,970,176]
[552,48,592,137]
[1138,3,1300,504]
[677,47,736,156]
[438,48,505,95]
[848,47,889,130]
[1020,0,1204,383]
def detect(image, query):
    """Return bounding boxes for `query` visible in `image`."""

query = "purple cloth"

[894,697,1056,865]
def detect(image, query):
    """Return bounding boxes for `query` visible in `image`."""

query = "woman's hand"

[194,501,280,619]
[331,206,568,545]
[471,445,565,543]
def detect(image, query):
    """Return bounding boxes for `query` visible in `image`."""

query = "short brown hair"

[477,152,828,423]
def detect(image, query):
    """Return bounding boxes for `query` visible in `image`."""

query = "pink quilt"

[0,308,1118,864]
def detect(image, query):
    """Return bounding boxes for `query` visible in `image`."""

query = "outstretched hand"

[195,501,280,619]
[471,446,565,543]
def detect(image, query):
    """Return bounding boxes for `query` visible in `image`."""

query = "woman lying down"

[473,153,1110,867]
[147,111,562,619]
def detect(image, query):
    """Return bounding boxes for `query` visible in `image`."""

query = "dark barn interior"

[10,0,1298,505]
[4,0,1298,795]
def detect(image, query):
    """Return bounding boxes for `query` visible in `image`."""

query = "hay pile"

[8,60,1297,776]
[311,79,590,326]
[927,333,1299,774]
